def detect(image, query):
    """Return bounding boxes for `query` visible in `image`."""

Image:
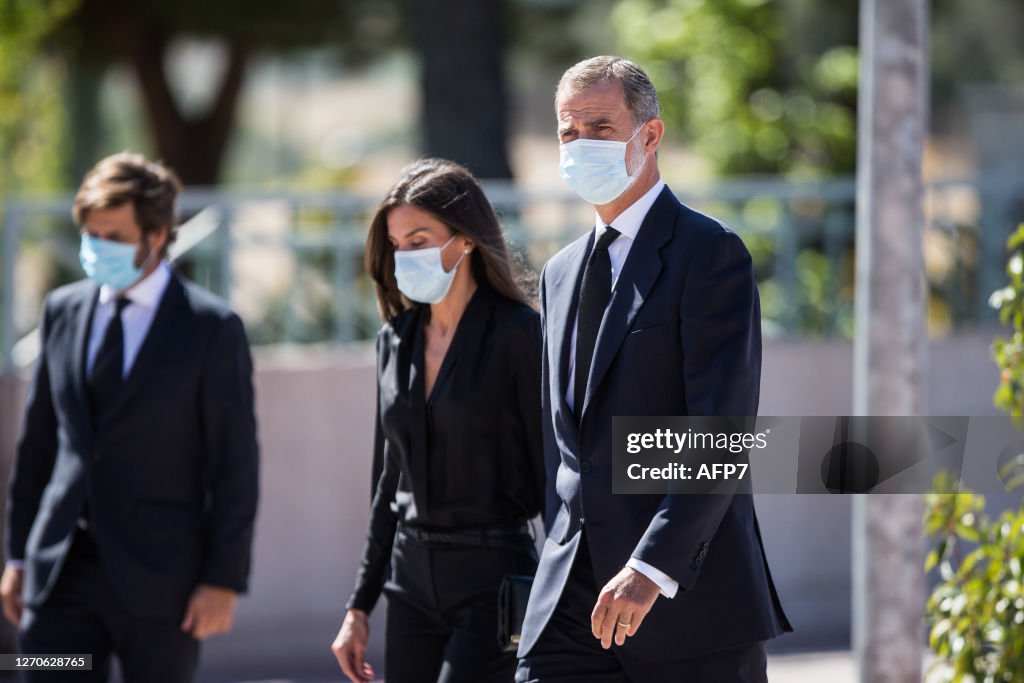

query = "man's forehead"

[556,81,628,119]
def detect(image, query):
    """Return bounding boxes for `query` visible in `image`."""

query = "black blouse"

[348,285,545,613]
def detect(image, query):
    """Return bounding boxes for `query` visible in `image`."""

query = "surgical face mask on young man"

[558,123,649,205]
[78,233,155,292]
[393,234,469,304]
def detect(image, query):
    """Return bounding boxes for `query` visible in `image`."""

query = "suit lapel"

[69,283,99,441]
[101,275,187,426]
[581,187,678,418]
[547,234,592,432]
[404,305,432,513]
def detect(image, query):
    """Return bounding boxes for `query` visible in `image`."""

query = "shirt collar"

[595,179,666,241]
[98,260,172,308]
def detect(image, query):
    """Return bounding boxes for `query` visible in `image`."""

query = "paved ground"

[221,650,861,683]
[766,650,856,682]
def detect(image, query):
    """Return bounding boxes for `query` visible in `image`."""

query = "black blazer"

[6,274,259,620]
[348,285,544,613]
[519,186,791,660]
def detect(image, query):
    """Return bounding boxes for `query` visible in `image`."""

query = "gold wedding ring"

[617,619,631,628]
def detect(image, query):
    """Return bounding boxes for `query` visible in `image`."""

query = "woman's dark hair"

[365,157,532,321]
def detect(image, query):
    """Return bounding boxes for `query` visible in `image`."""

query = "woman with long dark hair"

[331,158,544,683]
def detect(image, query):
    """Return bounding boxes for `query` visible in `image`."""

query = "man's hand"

[0,566,24,626]
[591,566,661,649]
[181,584,237,639]
[331,609,375,683]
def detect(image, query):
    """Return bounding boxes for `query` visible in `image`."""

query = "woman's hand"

[331,609,375,682]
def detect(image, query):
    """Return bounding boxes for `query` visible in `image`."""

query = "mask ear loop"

[626,121,650,179]
[440,233,472,274]
[439,233,462,251]
[136,235,160,272]
[447,247,469,274]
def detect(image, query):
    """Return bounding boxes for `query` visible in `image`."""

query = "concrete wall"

[0,330,1009,680]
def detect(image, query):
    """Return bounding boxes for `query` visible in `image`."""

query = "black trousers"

[383,526,538,683]
[516,533,767,683]
[17,528,199,683]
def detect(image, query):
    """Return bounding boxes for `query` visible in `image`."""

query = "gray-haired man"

[516,56,791,682]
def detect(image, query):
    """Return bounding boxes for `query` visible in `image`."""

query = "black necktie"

[88,297,131,425]
[574,225,620,420]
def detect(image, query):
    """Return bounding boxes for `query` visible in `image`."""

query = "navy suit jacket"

[6,274,259,619]
[519,186,791,660]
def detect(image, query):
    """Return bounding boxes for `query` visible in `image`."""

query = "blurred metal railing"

[1,174,1021,371]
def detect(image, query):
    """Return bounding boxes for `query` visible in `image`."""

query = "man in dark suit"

[0,153,259,682]
[516,57,791,682]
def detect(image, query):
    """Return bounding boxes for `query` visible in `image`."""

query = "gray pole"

[852,0,929,682]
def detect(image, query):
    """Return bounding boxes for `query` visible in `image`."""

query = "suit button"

[580,460,592,474]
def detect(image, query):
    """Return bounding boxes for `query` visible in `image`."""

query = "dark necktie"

[574,225,620,420]
[88,297,131,425]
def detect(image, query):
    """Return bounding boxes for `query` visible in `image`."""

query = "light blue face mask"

[559,124,647,205]
[393,235,468,304]
[79,234,148,292]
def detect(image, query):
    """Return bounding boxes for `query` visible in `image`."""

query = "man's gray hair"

[556,56,660,125]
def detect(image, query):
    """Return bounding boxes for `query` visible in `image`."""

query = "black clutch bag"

[497,574,534,652]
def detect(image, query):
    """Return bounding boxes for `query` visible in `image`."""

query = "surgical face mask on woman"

[558,123,648,205]
[393,234,469,304]
[79,233,154,292]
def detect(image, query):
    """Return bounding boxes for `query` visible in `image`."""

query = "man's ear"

[643,118,666,154]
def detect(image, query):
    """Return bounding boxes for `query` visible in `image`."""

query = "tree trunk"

[66,57,106,186]
[119,21,248,186]
[409,0,513,180]
[851,1,929,682]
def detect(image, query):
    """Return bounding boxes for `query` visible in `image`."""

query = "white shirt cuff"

[5,559,24,571]
[626,557,679,599]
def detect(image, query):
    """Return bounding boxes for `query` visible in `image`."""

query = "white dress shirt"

[87,261,172,379]
[564,179,679,599]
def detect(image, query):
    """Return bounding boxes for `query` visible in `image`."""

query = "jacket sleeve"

[6,298,59,563]
[631,230,762,590]
[347,332,400,613]
[199,313,260,592]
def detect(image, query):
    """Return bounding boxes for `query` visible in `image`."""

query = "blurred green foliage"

[611,0,857,176]
[758,247,854,337]
[990,225,1024,422]
[0,0,78,193]
[931,0,1024,120]
[924,472,1024,681]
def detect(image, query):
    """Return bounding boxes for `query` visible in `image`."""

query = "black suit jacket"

[519,186,791,660]
[6,274,259,619]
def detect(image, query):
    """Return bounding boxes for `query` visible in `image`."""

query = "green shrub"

[923,224,1024,681]
[990,225,1024,423]
[924,473,1024,681]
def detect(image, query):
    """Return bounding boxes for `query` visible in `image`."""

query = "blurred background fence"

[3,172,1023,371]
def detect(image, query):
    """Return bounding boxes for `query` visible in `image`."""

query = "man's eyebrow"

[558,115,615,134]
